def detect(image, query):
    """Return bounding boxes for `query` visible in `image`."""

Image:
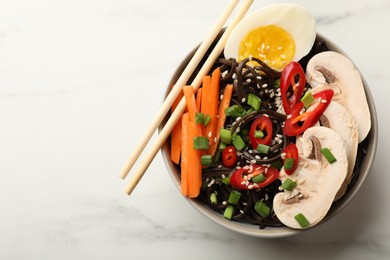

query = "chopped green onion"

[232,133,246,151]
[254,130,264,138]
[193,136,209,150]
[203,114,211,126]
[321,147,337,163]
[228,190,241,205]
[201,155,213,166]
[294,213,310,228]
[224,205,235,220]
[256,144,270,154]
[281,178,297,191]
[210,193,218,204]
[284,158,295,170]
[222,177,230,185]
[301,91,315,108]
[247,93,261,111]
[273,79,280,88]
[225,104,246,118]
[220,128,232,145]
[252,173,266,183]
[254,201,270,218]
[218,142,227,150]
[213,150,221,163]
[195,112,204,124]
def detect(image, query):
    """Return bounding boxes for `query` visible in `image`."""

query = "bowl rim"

[160,33,378,238]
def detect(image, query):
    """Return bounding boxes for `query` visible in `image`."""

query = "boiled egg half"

[224,3,316,71]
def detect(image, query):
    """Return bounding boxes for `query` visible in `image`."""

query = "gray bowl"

[160,33,378,238]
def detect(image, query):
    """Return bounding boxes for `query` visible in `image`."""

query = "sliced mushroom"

[323,102,358,200]
[306,51,371,143]
[273,126,348,229]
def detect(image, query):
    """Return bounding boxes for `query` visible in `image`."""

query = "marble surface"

[0,0,389,259]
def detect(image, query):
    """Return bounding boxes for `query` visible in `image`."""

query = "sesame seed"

[250,159,257,164]
[280,54,286,59]
[287,114,292,119]
[281,152,286,159]
[248,185,254,189]
[242,97,246,103]
[218,165,223,169]
[236,166,241,169]
[278,139,283,144]
[208,179,215,187]
[248,150,253,154]
[255,155,260,160]
[321,99,327,103]
[222,201,227,205]
[262,83,268,88]
[277,46,283,50]
[214,137,217,143]
[265,194,269,201]
[220,94,224,100]
[235,127,240,133]
[222,174,226,178]
[232,73,236,79]
[276,134,283,138]
[236,117,241,121]
[208,131,212,138]
[249,55,253,61]
[240,210,245,214]
[228,149,233,153]
[241,181,246,185]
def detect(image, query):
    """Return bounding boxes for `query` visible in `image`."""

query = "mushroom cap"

[273,126,348,229]
[323,102,358,200]
[306,51,371,143]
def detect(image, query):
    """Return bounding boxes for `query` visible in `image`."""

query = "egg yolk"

[238,25,295,71]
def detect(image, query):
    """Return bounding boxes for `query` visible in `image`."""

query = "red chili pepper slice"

[222,146,237,168]
[283,89,334,136]
[280,62,306,114]
[282,143,299,175]
[230,164,280,190]
[249,116,273,149]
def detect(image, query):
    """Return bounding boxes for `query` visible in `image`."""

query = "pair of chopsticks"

[119,0,254,195]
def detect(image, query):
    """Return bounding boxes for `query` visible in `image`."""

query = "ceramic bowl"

[160,33,378,238]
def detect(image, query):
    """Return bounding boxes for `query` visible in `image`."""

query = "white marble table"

[0,0,388,259]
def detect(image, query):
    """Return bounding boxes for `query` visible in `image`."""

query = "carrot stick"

[201,68,221,154]
[196,87,202,111]
[183,85,198,122]
[209,84,234,156]
[186,121,202,198]
[183,85,204,135]
[170,119,181,164]
[170,91,184,164]
[180,113,190,196]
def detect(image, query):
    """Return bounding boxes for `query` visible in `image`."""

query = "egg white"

[224,3,316,68]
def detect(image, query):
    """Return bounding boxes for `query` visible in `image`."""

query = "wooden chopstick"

[118,0,241,180]
[124,0,254,195]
